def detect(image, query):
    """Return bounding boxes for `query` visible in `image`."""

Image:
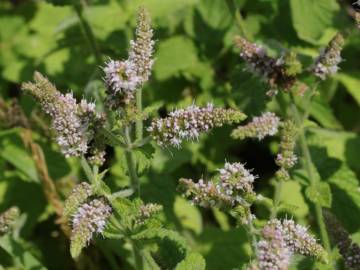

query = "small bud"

[63,182,93,219]
[312,33,344,80]
[0,207,20,235]
[232,112,280,140]
[148,103,246,147]
[70,198,112,258]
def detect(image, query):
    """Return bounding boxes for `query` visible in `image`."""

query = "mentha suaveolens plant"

[19,3,352,269]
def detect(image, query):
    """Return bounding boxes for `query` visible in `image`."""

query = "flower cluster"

[148,103,246,147]
[250,219,327,270]
[179,178,234,208]
[324,211,360,270]
[22,72,104,163]
[312,33,344,80]
[235,36,297,92]
[63,182,93,218]
[179,162,257,212]
[0,207,20,235]
[218,162,257,194]
[231,112,280,140]
[70,198,112,258]
[104,7,154,106]
[275,120,298,181]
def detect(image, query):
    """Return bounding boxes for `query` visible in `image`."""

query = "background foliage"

[0,0,359,269]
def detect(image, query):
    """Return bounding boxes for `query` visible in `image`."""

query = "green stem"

[124,127,140,196]
[131,240,144,270]
[136,89,143,141]
[291,102,332,260]
[74,3,102,65]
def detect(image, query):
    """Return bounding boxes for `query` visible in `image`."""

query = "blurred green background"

[0,0,360,269]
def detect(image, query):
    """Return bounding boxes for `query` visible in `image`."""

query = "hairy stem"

[74,3,102,65]
[124,127,140,196]
[136,89,143,141]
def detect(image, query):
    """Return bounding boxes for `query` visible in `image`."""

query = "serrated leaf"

[175,252,206,270]
[290,0,340,44]
[305,182,332,208]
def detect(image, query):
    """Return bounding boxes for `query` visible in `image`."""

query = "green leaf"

[290,0,340,44]
[154,36,199,81]
[307,128,360,172]
[0,130,38,183]
[0,235,47,270]
[336,73,360,107]
[305,182,332,208]
[196,0,232,30]
[277,180,309,218]
[174,196,203,234]
[175,252,206,270]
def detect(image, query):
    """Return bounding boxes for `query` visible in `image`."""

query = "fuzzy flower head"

[129,6,155,84]
[63,182,93,219]
[179,178,235,208]
[103,7,154,107]
[218,162,257,194]
[70,198,112,258]
[312,33,344,80]
[104,59,141,94]
[235,36,297,91]
[251,219,327,270]
[22,72,104,161]
[179,162,257,214]
[232,112,280,140]
[0,207,20,236]
[148,103,246,147]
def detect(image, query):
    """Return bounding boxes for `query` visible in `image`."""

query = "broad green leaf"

[154,36,199,81]
[175,252,206,270]
[277,180,309,218]
[307,128,360,172]
[196,0,232,30]
[174,196,203,235]
[290,0,340,44]
[305,182,332,208]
